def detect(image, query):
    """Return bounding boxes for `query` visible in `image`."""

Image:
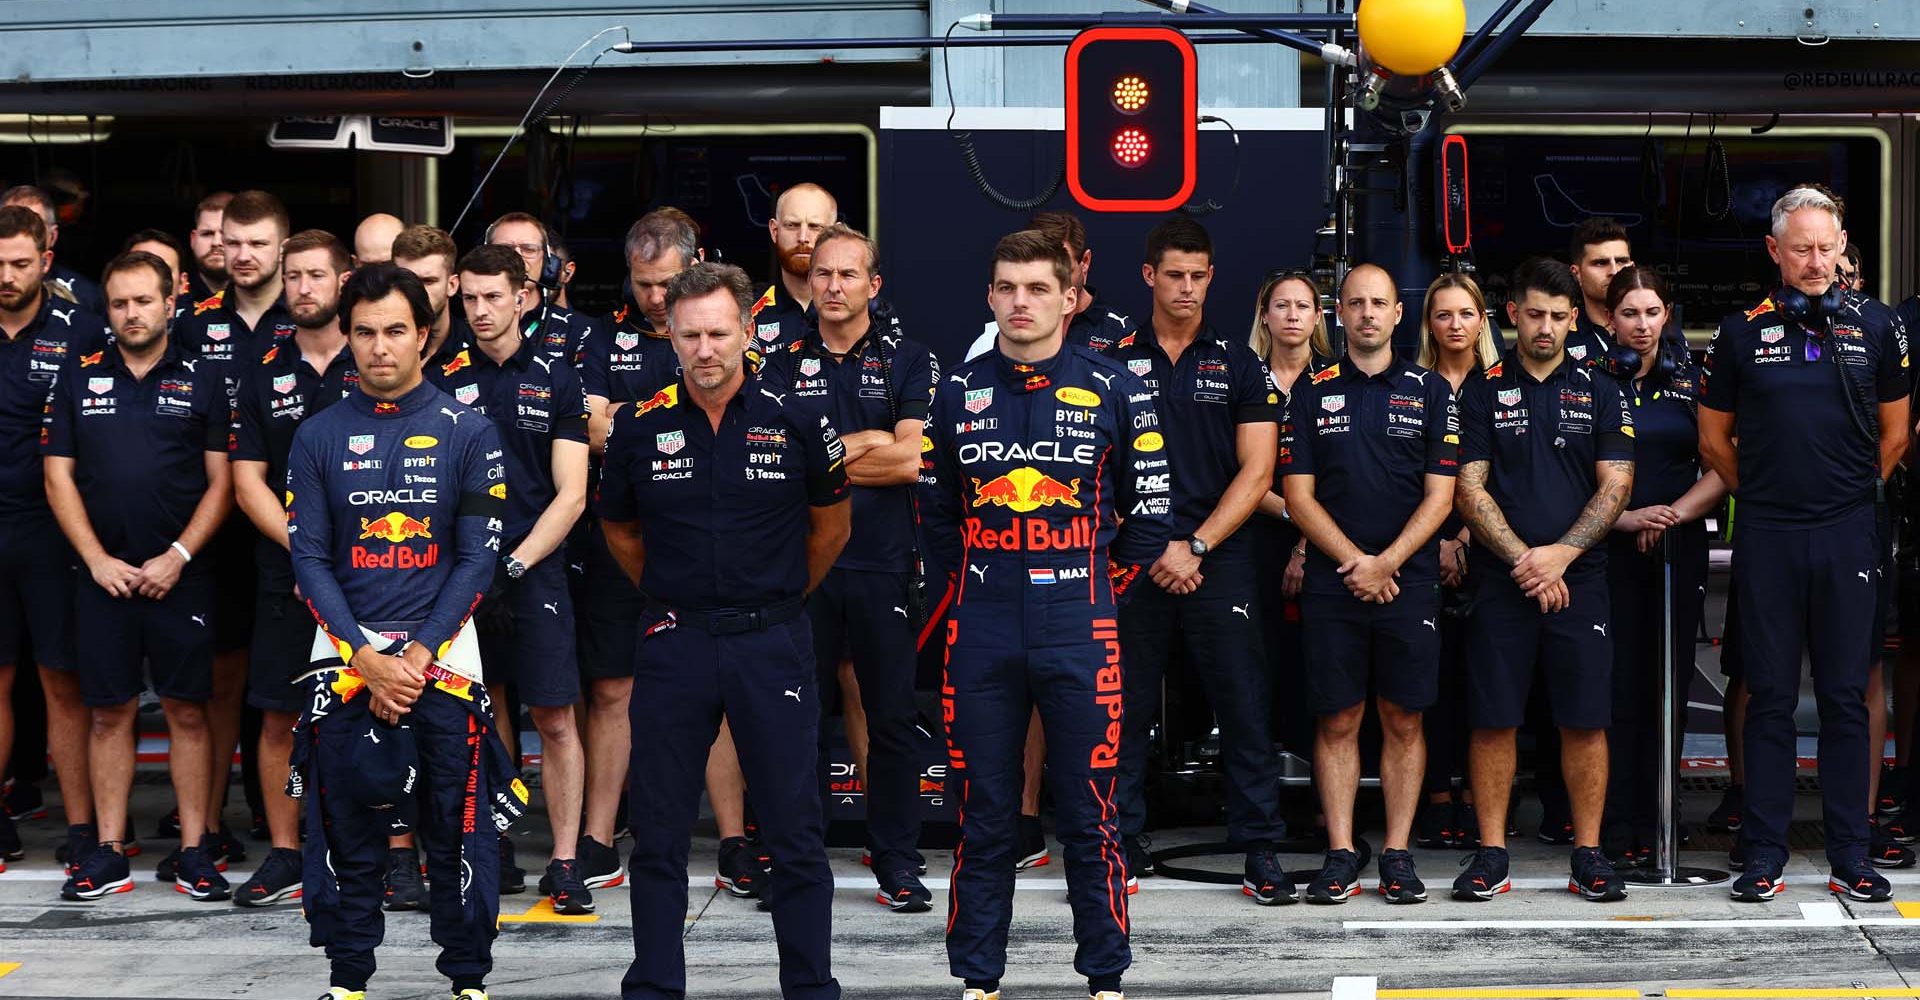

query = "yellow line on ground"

[1668,991,1920,998]
[496,898,600,924]
[1382,982,1635,990]
[1896,901,1920,919]
[0,963,17,979]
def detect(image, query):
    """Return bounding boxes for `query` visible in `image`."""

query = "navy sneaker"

[1376,848,1427,904]
[156,836,229,882]
[577,836,626,890]
[1451,847,1511,901]
[235,847,304,906]
[58,823,97,875]
[1705,785,1743,834]
[1242,848,1295,905]
[1123,834,1153,894]
[3,779,44,821]
[1304,848,1363,904]
[1569,846,1626,902]
[498,834,526,895]
[543,858,595,915]
[1870,821,1916,868]
[383,847,426,911]
[210,823,248,866]
[61,844,133,901]
[0,809,20,864]
[1880,764,1909,816]
[1729,852,1784,902]
[1416,802,1450,849]
[1829,864,1892,902]
[1882,816,1917,844]
[1016,814,1051,871]
[1448,801,1482,848]
[174,845,231,901]
[716,836,762,898]
[875,869,933,912]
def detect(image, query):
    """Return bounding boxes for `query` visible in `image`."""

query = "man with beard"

[392,225,468,371]
[228,230,358,908]
[177,190,297,367]
[2,185,104,319]
[484,212,592,367]
[186,192,233,305]
[751,183,838,351]
[0,205,103,871]
[45,250,233,903]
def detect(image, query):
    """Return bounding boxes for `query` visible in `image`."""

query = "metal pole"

[610,32,1273,55]
[1624,527,1728,887]
[978,12,1351,30]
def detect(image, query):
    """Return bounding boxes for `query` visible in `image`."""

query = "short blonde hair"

[1417,272,1501,370]
[1248,271,1331,362]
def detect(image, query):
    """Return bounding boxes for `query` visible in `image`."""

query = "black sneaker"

[248,812,270,842]
[1882,816,1917,844]
[1871,821,1916,868]
[1729,853,1783,902]
[1016,815,1051,871]
[209,823,248,867]
[61,844,133,901]
[1304,848,1363,904]
[1705,785,1743,833]
[1829,864,1892,902]
[58,823,97,875]
[716,836,761,898]
[1242,848,1294,905]
[498,834,526,895]
[156,836,229,882]
[861,849,930,876]
[1880,764,1909,815]
[174,845,231,901]
[154,808,181,841]
[1376,848,1427,904]
[1416,802,1450,849]
[0,809,21,863]
[1536,806,1574,845]
[1448,801,1482,848]
[2,780,44,821]
[235,847,304,906]
[383,847,426,911]
[875,869,933,912]
[613,790,630,841]
[577,836,626,890]
[543,858,595,915]
[1122,834,1154,894]
[1451,847,1511,901]
[1568,846,1626,902]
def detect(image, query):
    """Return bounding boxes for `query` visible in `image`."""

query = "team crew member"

[964,211,1132,360]
[1701,186,1911,903]
[433,244,594,912]
[392,225,470,372]
[351,213,405,268]
[1281,264,1459,905]
[0,205,100,869]
[1565,217,1634,368]
[1101,218,1287,899]
[760,223,939,911]
[1596,267,1725,866]
[921,230,1168,1000]
[584,209,696,449]
[44,251,233,902]
[1453,258,1635,903]
[227,230,360,907]
[598,262,850,1000]
[122,228,193,303]
[485,212,592,365]
[175,190,297,367]
[285,263,512,1000]
[751,182,838,350]
[1412,273,1502,849]
[186,192,233,304]
[2,185,104,318]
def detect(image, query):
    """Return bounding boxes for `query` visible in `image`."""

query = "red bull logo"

[359,512,432,542]
[963,515,1094,552]
[1744,298,1777,322]
[969,467,1081,513]
[1090,618,1122,769]
[440,350,472,377]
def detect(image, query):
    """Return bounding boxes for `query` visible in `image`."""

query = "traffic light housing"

[1065,26,1198,213]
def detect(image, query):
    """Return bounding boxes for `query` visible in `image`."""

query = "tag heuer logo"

[206,323,230,341]
[1760,326,1785,344]
[1321,394,1345,413]
[1127,358,1152,377]
[1567,345,1587,360]
[272,374,296,394]
[614,332,639,351]
[800,358,821,377]
[757,322,782,342]
[656,430,686,455]
[455,384,479,405]
[87,377,112,394]
[964,388,993,413]
[1497,388,1523,407]
[347,434,375,455]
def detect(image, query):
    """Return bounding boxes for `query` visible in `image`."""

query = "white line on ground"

[1331,975,1379,1000]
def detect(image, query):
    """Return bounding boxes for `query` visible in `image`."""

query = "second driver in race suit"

[919,229,1172,1000]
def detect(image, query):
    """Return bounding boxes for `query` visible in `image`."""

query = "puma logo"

[1091,371,1115,389]
[190,614,206,627]
[968,563,986,583]
[543,602,559,614]
[784,687,802,702]
[364,728,382,744]
[950,372,974,388]
[761,389,787,406]
[893,606,908,618]
[1422,619,1436,630]
[1231,604,1249,618]
[440,407,464,425]
[1407,369,1427,385]
[1860,570,1876,583]
[1593,624,1608,637]
[51,307,73,324]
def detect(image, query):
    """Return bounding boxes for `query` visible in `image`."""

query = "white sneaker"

[1091,992,1126,1000]
[963,991,1002,1000]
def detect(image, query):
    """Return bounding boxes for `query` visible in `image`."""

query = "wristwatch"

[503,555,527,580]
[1187,536,1210,558]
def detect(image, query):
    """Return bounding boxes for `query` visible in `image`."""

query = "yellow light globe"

[1356,0,1468,77]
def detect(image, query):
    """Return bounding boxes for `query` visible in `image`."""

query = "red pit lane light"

[1066,26,1197,212]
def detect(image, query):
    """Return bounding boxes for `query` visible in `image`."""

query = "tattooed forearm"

[1558,460,1635,552]
[1454,460,1529,565]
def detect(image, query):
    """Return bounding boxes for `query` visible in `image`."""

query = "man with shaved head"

[352,212,405,268]
[751,182,838,350]
[1281,263,1459,905]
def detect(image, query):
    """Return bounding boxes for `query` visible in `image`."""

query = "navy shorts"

[478,557,581,708]
[75,570,215,707]
[1301,583,1443,714]
[248,589,314,714]
[569,521,641,682]
[1465,563,1612,730]
[0,520,77,671]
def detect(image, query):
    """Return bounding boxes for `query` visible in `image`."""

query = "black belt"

[651,595,806,635]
